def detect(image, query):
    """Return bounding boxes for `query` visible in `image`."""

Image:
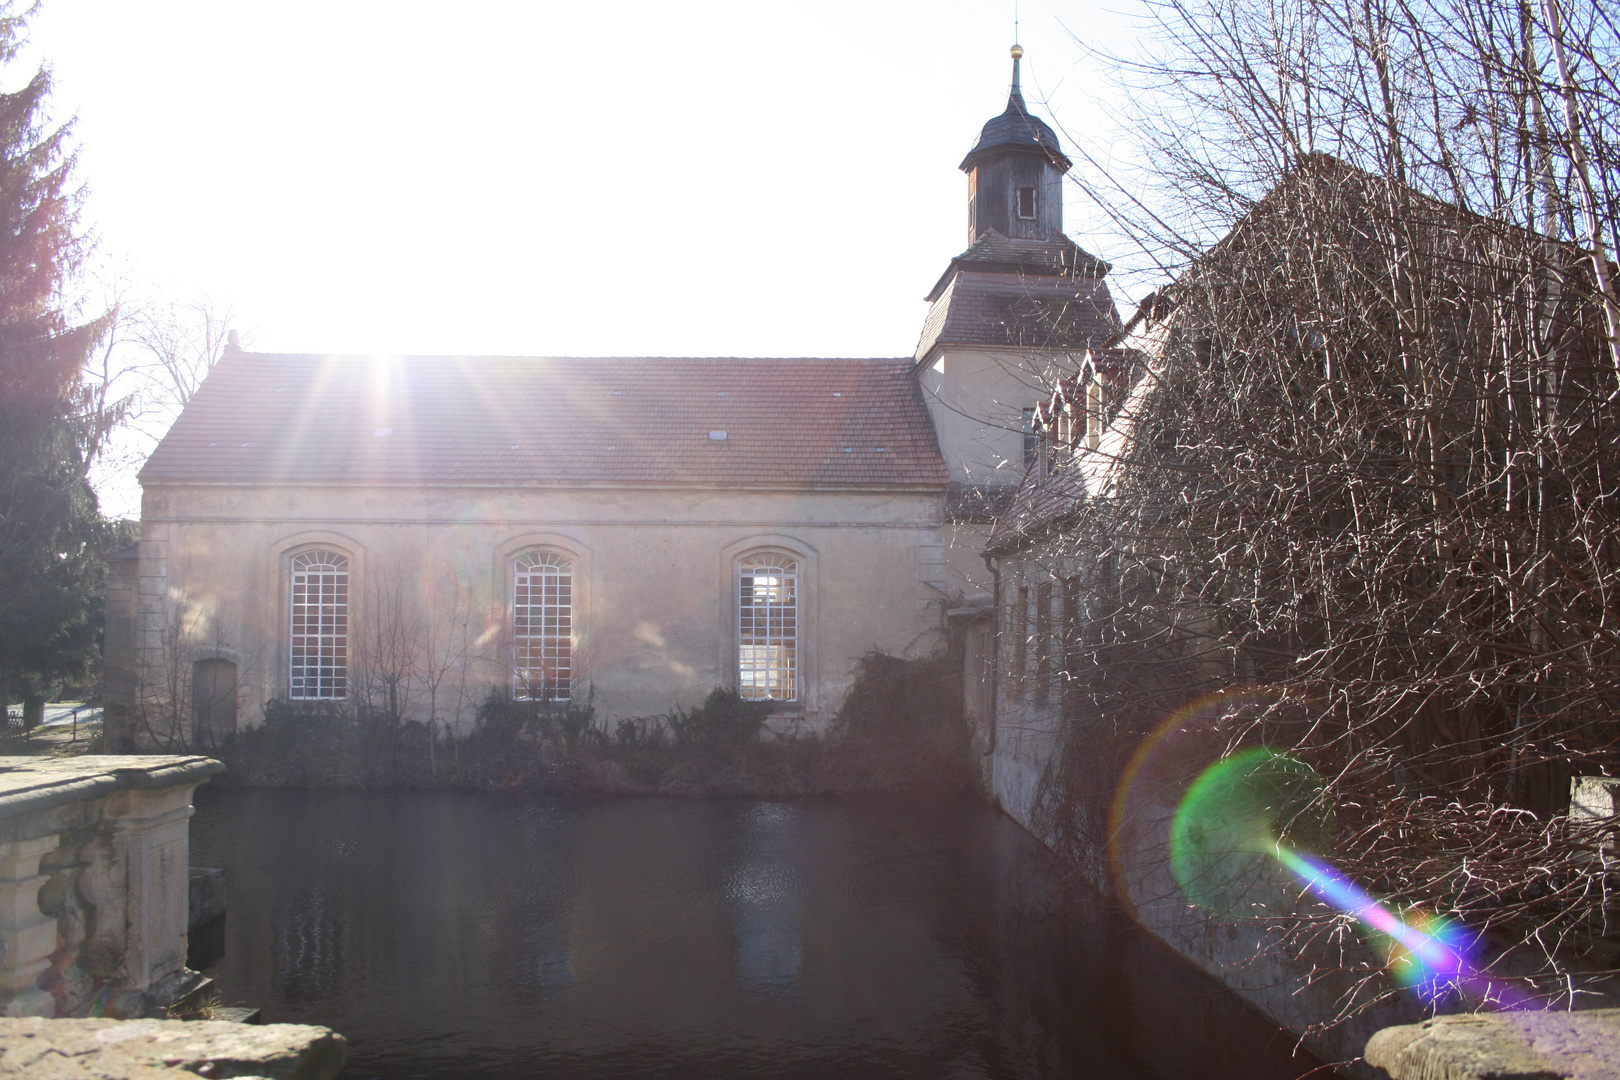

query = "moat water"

[188,788,1323,1080]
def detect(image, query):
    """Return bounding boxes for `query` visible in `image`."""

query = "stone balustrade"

[0,1017,347,1078]
[0,756,223,1018]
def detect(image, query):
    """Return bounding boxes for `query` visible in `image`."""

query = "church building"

[103,48,1120,745]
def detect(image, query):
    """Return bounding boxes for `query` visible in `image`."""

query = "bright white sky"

[22,0,1152,515]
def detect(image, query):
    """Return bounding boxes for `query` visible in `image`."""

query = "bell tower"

[915,43,1112,377]
[959,46,1072,244]
[912,44,1121,606]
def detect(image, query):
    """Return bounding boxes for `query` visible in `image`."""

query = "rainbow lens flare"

[1106,689,1528,1006]
[1167,746,1503,1005]
[1169,747,1332,917]
[1108,687,1298,890]
[1271,845,1473,997]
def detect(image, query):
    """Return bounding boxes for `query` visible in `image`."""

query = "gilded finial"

[1010,44,1023,59]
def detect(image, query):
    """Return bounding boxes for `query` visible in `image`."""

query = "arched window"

[514,550,573,701]
[290,549,349,700]
[738,553,797,702]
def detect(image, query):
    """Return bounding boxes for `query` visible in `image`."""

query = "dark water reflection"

[189,789,1322,1079]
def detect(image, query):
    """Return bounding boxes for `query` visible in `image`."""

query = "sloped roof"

[140,353,949,490]
[959,84,1071,172]
[925,231,1110,302]
[914,270,1121,363]
[985,455,1083,553]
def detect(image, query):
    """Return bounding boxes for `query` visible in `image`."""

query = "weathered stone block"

[1572,777,1620,829]
[0,1016,346,1078]
[188,868,225,931]
[191,867,230,932]
[1365,1009,1620,1080]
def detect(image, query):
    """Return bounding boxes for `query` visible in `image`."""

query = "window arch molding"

[268,532,366,702]
[718,535,818,713]
[493,533,590,702]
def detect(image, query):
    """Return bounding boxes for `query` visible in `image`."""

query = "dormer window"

[1017,187,1036,219]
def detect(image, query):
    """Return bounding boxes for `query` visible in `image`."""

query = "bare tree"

[351,551,426,776]
[347,546,502,779]
[132,572,258,754]
[78,267,243,518]
[126,295,238,427]
[418,561,477,771]
[1007,0,1620,1026]
[134,586,201,752]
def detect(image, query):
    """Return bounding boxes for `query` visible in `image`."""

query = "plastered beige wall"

[942,520,996,602]
[135,482,947,734]
[917,344,1077,607]
[916,345,1074,485]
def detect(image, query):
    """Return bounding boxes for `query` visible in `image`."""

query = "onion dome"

[960,45,1072,172]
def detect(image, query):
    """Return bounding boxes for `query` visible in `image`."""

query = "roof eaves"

[137,478,951,494]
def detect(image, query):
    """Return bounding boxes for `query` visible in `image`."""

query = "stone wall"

[989,722,1432,1075]
[129,483,947,740]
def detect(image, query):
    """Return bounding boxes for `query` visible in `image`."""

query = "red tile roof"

[139,353,949,489]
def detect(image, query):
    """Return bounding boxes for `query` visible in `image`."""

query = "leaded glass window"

[514,550,573,701]
[739,554,797,702]
[290,549,349,699]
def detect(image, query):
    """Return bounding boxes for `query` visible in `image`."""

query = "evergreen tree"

[0,2,113,713]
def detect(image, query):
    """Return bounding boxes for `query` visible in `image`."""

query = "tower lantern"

[959,45,1072,244]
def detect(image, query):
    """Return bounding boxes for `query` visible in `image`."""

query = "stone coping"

[1366,1009,1620,1079]
[0,1017,346,1079]
[0,757,224,821]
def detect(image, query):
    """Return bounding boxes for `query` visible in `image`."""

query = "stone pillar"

[100,785,197,993]
[0,836,61,1016]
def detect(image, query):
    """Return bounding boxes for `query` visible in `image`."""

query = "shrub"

[474,687,598,748]
[214,673,971,797]
[226,697,365,786]
[830,648,972,792]
[668,688,773,747]
[614,716,665,747]
[833,649,962,738]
